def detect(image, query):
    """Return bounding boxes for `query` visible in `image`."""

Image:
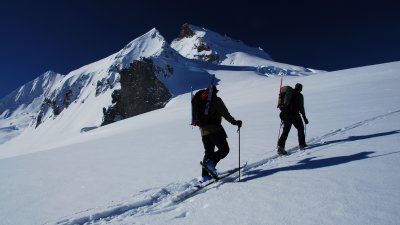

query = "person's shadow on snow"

[240,130,400,183]
[307,130,400,150]
[241,151,377,183]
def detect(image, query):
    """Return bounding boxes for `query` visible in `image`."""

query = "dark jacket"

[288,90,306,119]
[200,96,236,136]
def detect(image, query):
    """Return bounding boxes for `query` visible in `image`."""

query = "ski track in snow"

[53,109,400,225]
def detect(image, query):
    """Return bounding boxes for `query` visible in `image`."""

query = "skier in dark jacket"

[199,85,242,181]
[277,83,309,155]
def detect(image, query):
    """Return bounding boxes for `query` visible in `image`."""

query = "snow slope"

[0,61,399,225]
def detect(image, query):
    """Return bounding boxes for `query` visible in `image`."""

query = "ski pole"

[238,127,241,181]
[190,86,193,128]
[305,124,307,140]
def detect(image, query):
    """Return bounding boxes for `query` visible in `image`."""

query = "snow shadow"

[307,130,400,149]
[241,151,377,182]
[242,129,400,182]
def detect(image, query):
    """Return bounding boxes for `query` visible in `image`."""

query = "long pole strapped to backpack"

[276,78,283,145]
[277,77,283,107]
[204,75,216,116]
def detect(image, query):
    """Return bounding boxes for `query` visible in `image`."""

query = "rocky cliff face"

[102,58,172,126]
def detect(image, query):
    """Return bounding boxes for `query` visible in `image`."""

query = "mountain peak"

[144,27,162,38]
[176,23,196,40]
[43,70,57,75]
[171,23,272,64]
[113,28,169,69]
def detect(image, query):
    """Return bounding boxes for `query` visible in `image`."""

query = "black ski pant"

[201,128,230,176]
[278,114,306,148]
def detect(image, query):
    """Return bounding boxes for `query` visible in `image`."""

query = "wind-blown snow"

[0,61,399,225]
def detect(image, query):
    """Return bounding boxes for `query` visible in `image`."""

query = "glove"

[235,120,243,128]
[279,112,284,121]
[304,117,309,124]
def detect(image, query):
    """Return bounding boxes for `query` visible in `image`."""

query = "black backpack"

[278,85,294,110]
[191,86,215,126]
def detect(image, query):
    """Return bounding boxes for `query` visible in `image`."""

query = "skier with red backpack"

[277,83,309,155]
[192,85,242,182]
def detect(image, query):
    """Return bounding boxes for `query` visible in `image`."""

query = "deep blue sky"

[1,0,399,98]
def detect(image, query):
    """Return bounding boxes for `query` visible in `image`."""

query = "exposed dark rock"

[63,90,73,108]
[111,89,121,104]
[80,126,98,133]
[35,113,42,128]
[203,53,220,63]
[102,105,122,126]
[44,98,60,116]
[35,97,60,128]
[96,76,118,96]
[196,42,211,52]
[176,23,195,40]
[96,81,105,96]
[101,58,172,126]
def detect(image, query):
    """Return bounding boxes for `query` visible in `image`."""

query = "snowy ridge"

[171,24,272,64]
[0,70,64,117]
[0,71,64,143]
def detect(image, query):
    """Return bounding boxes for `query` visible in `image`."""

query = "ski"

[172,162,247,203]
[196,162,247,188]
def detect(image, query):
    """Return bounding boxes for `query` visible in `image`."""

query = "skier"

[198,85,242,181]
[277,83,309,155]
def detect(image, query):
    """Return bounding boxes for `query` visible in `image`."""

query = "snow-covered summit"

[113,28,171,68]
[171,23,272,65]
